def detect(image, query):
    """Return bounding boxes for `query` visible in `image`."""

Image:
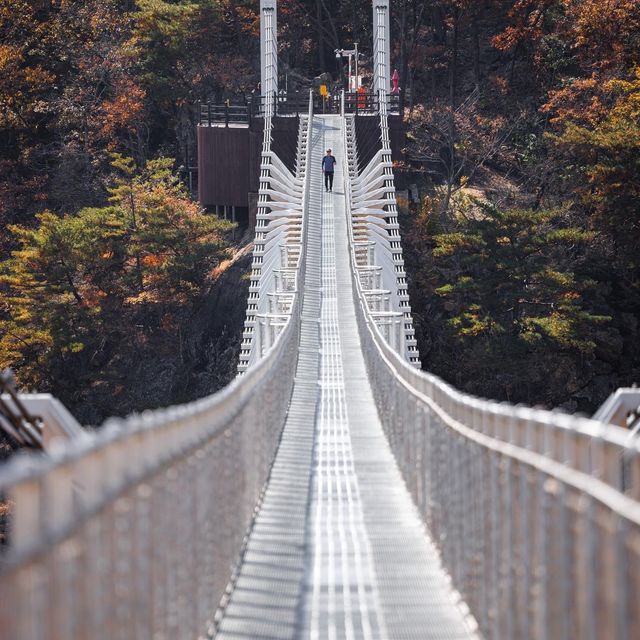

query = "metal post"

[373,0,391,96]
[260,0,278,104]
[355,42,359,89]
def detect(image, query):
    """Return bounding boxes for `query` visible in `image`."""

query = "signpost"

[335,43,359,92]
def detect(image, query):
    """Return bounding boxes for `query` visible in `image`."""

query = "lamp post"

[335,43,359,92]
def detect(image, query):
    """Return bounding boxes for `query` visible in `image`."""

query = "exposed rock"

[594,329,624,365]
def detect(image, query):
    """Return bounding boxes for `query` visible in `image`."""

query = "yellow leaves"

[549,67,640,170]
[523,313,580,349]
[563,0,640,68]
[540,268,574,288]
[605,66,640,93]
[448,305,500,338]
[132,0,198,48]
[0,44,22,71]
[23,66,55,87]
[124,290,160,304]
[0,39,56,127]
[109,153,136,178]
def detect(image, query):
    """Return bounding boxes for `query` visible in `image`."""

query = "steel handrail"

[340,111,640,639]
[0,95,315,640]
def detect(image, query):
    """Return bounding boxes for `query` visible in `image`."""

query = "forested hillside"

[394,0,640,410]
[1,0,638,420]
[0,0,259,422]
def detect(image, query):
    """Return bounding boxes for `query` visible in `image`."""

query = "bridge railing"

[0,100,313,640]
[238,91,312,371]
[196,92,311,123]
[199,101,251,127]
[342,91,401,115]
[340,114,640,639]
[0,327,299,637]
[341,90,419,365]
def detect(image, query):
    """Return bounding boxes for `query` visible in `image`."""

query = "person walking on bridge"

[322,148,336,192]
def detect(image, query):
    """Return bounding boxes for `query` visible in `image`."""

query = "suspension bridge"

[1,2,639,638]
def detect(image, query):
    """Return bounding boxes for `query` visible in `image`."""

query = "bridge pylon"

[260,0,278,105]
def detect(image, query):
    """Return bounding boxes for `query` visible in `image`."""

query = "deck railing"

[0,102,313,640]
[342,91,401,115]
[237,91,312,371]
[198,92,312,127]
[0,317,302,637]
[341,112,640,639]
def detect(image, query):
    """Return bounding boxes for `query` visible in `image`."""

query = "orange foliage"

[543,76,606,126]
[234,5,260,36]
[0,42,56,127]
[141,254,165,268]
[540,0,640,129]
[563,0,640,70]
[492,0,556,52]
[99,78,146,142]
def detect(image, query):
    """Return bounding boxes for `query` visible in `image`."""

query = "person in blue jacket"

[322,149,336,192]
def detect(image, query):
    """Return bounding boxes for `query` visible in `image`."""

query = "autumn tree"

[545,70,640,268]
[0,0,147,230]
[407,199,611,405]
[0,158,233,398]
[0,0,263,237]
[405,92,514,223]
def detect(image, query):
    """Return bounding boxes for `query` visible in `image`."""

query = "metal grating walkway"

[215,116,477,640]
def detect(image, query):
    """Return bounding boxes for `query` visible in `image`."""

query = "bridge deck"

[215,116,476,639]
